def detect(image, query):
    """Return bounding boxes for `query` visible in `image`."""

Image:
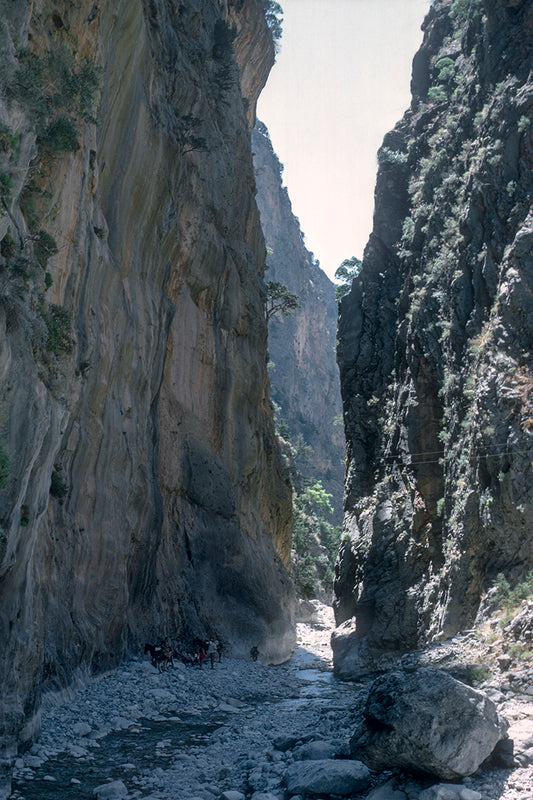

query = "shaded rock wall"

[335,0,533,675]
[252,122,344,520]
[0,0,295,790]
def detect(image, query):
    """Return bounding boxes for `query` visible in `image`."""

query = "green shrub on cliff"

[10,46,100,122]
[427,58,456,105]
[37,116,79,152]
[43,304,72,354]
[0,170,12,202]
[8,49,47,119]
[506,641,533,662]
[33,230,58,269]
[212,20,238,93]
[0,123,18,152]
[435,57,456,84]
[0,441,9,488]
[449,0,483,22]
[377,146,408,166]
[7,45,100,153]
[0,230,15,259]
[494,571,533,611]
[46,46,100,123]
[428,85,448,104]
[213,19,237,58]
[264,1,283,44]
[292,481,341,598]
[176,115,207,153]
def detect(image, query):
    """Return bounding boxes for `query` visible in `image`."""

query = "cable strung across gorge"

[380,446,533,467]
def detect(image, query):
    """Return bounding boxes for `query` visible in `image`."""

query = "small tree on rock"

[265,281,299,322]
[335,256,362,301]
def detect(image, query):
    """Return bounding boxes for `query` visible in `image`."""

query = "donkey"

[144,642,171,672]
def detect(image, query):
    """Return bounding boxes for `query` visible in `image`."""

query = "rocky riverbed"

[10,604,533,800]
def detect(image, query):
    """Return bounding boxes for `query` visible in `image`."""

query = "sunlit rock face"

[335,0,533,675]
[0,0,295,790]
[252,122,344,520]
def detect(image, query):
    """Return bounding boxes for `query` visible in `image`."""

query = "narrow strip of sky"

[257,0,431,282]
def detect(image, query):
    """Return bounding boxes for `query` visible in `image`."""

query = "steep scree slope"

[0,0,295,791]
[335,0,533,673]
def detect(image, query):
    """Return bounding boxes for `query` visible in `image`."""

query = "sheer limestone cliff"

[334,0,533,676]
[0,0,295,790]
[252,122,344,520]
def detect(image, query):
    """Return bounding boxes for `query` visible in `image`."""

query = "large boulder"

[93,781,128,800]
[350,668,508,779]
[285,759,371,797]
[295,598,321,624]
[418,785,482,800]
[331,617,372,678]
[293,740,337,760]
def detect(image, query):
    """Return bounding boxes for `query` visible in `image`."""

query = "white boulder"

[285,758,370,796]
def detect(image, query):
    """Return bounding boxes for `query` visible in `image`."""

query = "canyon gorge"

[1,0,533,798]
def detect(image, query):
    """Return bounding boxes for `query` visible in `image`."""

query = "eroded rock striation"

[0,0,295,791]
[335,0,533,673]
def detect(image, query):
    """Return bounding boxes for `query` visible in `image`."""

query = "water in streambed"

[10,605,360,800]
[11,715,223,800]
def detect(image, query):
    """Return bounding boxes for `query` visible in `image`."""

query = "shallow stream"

[11,607,348,800]
[12,715,223,800]
[11,609,530,800]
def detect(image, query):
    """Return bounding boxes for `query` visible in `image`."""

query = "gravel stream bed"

[10,606,533,800]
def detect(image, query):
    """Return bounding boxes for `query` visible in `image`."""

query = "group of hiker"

[144,636,223,670]
[194,637,222,669]
[145,636,259,671]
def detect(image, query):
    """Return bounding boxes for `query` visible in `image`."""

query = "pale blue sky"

[257,0,431,281]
